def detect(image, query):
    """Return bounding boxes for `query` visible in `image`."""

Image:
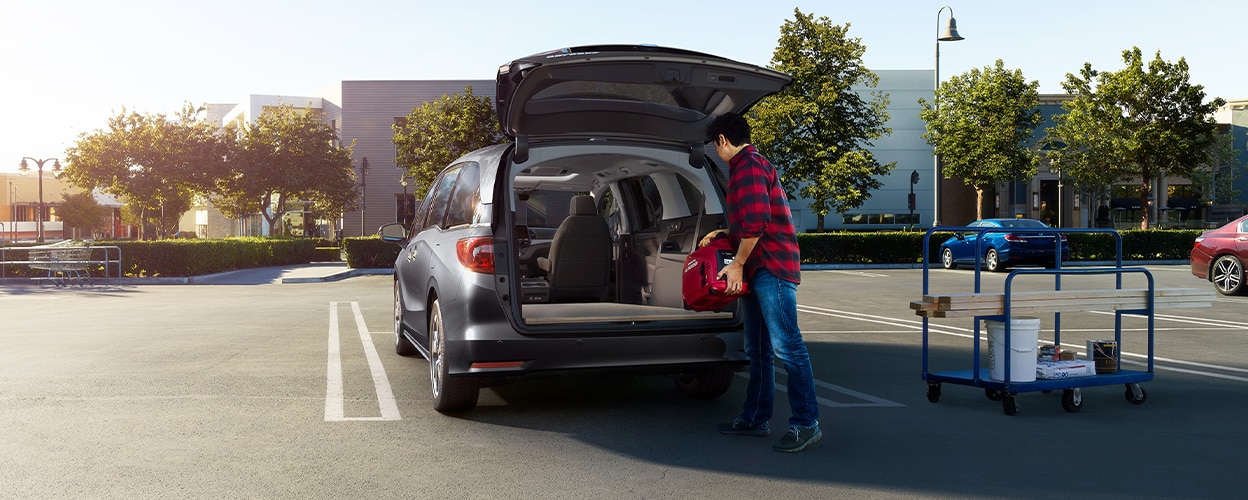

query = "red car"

[1191,214,1248,295]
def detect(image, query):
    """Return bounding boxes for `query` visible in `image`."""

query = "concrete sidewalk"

[188,262,391,285]
[1,263,391,286]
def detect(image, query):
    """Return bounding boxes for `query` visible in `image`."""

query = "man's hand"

[698,229,727,248]
[717,260,745,295]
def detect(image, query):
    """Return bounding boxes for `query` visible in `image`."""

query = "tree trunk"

[1138,182,1151,230]
[974,185,986,221]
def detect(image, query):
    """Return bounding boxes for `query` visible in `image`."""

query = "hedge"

[91,237,316,277]
[799,229,1202,265]
[343,236,401,269]
[0,229,1206,279]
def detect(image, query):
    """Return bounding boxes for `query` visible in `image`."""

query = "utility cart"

[914,226,1214,415]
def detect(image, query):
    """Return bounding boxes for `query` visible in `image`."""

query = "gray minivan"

[380,45,791,413]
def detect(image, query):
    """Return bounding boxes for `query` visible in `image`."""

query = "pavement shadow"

[455,340,1243,499]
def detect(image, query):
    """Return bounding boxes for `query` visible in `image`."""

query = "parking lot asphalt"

[3,264,1245,499]
[3,263,1242,499]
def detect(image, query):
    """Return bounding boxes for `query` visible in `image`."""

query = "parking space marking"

[325,301,401,422]
[738,372,904,408]
[796,303,1248,385]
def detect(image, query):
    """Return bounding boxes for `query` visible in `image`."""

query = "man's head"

[705,112,751,163]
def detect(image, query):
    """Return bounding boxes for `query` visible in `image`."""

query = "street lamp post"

[933,5,964,227]
[399,173,411,227]
[8,181,15,243]
[18,157,62,243]
[358,157,369,236]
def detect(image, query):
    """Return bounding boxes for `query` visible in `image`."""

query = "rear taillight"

[1004,233,1022,242]
[456,237,495,273]
[1059,233,1068,241]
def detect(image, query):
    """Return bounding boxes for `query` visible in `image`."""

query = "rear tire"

[674,365,735,400]
[395,280,418,356]
[1211,255,1245,296]
[428,299,479,413]
[985,249,1005,273]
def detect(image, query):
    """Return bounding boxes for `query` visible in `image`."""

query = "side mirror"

[378,223,408,244]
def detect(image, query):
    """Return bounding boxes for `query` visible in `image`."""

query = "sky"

[2,0,1242,173]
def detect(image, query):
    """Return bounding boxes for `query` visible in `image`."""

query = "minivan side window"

[422,165,463,230]
[445,163,481,227]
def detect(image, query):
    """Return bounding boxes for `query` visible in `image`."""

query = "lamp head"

[19,159,29,174]
[939,17,964,42]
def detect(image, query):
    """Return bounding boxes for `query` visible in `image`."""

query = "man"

[703,112,821,453]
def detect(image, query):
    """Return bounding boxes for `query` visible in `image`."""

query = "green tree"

[1047,47,1225,229]
[1188,132,1244,206]
[749,8,893,231]
[215,103,357,236]
[919,60,1043,220]
[54,190,111,240]
[63,104,225,240]
[393,87,504,196]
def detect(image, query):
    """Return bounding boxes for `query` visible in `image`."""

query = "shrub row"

[98,238,317,277]
[797,229,1202,265]
[343,236,401,269]
[0,229,1204,279]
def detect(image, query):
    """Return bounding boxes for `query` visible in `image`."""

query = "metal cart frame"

[919,226,1152,415]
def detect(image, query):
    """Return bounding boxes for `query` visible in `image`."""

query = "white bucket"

[985,317,1040,382]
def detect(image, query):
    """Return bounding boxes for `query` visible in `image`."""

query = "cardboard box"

[1036,360,1097,379]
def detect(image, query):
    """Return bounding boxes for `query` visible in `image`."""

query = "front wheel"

[941,248,957,269]
[1061,388,1083,413]
[428,299,479,413]
[1211,255,1245,296]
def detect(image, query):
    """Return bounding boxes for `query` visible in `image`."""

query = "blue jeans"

[736,269,820,429]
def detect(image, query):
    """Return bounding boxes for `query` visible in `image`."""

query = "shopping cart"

[28,241,94,287]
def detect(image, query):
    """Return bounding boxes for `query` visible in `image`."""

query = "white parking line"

[798,303,1248,384]
[737,372,904,408]
[325,301,401,422]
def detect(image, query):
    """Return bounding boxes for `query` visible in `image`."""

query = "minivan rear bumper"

[446,330,747,378]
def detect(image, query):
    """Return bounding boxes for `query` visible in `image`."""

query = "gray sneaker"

[773,425,822,452]
[716,418,770,437]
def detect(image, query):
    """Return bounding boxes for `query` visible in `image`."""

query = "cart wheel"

[926,381,941,403]
[1061,388,1083,413]
[1125,384,1148,405]
[1002,394,1018,416]
[985,389,1003,401]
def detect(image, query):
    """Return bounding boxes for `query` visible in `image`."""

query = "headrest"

[570,195,597,216]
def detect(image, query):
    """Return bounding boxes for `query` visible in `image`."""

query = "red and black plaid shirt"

[725,145,801,284]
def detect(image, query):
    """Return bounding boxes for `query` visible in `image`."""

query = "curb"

[281,268,392,283]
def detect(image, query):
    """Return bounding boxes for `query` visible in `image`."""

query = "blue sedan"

[939,218,1070,272]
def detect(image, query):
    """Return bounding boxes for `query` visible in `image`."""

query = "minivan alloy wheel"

[428,298,479,413]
